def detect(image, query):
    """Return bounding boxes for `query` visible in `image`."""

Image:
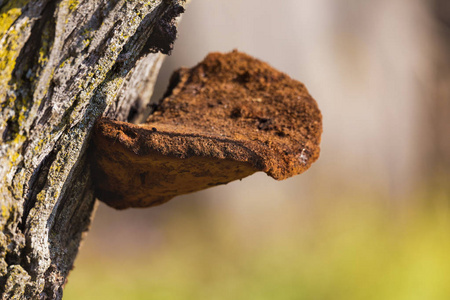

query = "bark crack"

[2,0,57,142]
[20,147,59,233]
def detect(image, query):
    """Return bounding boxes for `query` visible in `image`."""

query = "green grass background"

[64,186,450,300]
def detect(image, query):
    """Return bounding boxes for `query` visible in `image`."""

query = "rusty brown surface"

[91,50,322,209]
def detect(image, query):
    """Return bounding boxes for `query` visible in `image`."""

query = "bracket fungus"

[91,51,322,209]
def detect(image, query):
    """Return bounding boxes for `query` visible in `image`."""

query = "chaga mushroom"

[91,50,322,209]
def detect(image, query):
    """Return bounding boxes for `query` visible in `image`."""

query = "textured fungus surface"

[92,50,322,209]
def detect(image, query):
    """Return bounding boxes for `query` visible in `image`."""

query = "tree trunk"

[430,0,450,186]
[0,0,186,298]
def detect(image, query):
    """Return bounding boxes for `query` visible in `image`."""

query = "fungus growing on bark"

[91,50,322,209]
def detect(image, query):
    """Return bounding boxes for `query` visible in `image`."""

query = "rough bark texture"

[0,0,186,298]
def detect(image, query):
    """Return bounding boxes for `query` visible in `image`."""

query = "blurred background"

[65,0,450,299]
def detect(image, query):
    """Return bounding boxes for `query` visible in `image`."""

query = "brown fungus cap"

[92,50,322,209]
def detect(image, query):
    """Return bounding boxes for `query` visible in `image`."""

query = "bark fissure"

[3,0,56,143]
[20,147,58,233]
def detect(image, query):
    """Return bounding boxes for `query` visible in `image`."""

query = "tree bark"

[0,0,186,298]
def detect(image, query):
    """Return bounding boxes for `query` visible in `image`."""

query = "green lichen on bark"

[0,0,31,92]
[1,265,31,299]
[0,0,187,298]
